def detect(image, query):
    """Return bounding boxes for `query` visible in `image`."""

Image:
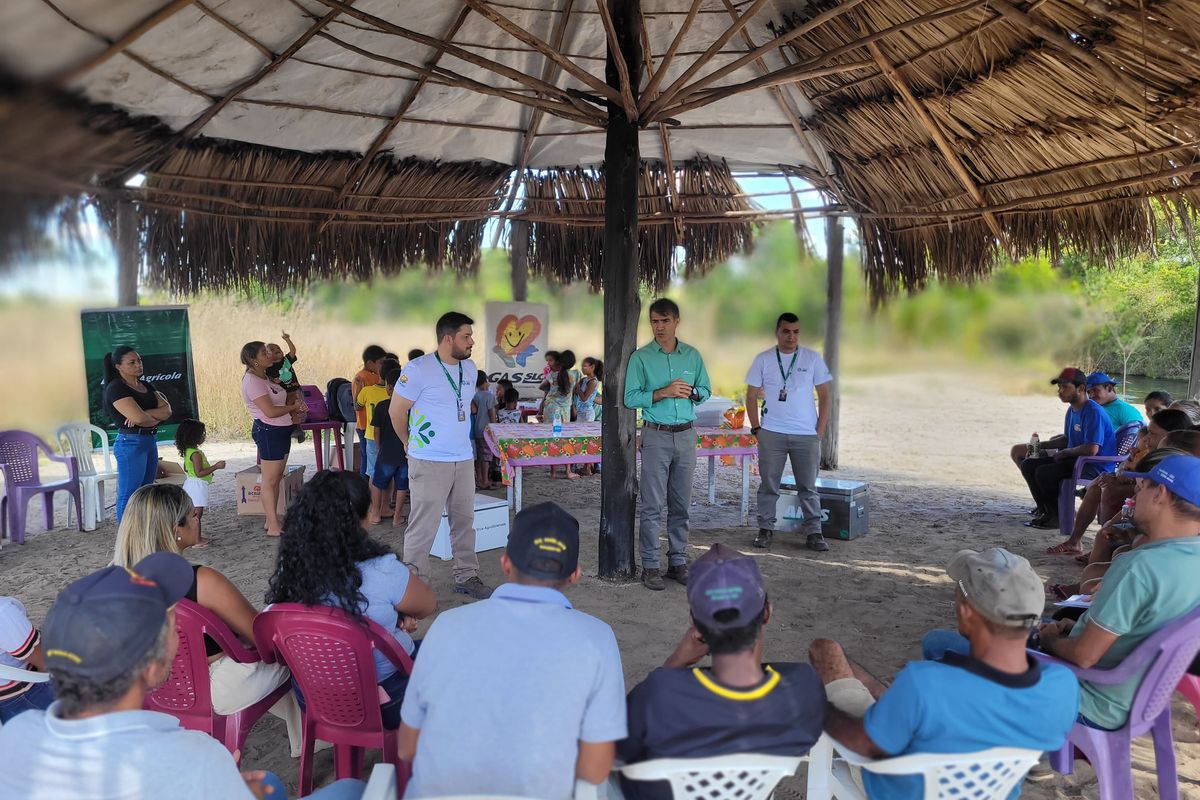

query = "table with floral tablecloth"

[484,422,757,517]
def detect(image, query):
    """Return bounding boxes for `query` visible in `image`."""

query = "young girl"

[574,357,603,475]
[498,387,523,424]
[544,350,577,480]
[175,418,225,546]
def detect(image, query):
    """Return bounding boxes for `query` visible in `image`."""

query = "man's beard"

[452,346,472,360]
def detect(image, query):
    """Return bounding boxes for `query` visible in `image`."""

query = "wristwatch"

[750,426,761,435]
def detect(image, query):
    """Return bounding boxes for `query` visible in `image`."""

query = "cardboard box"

[776,477,870,540]
[155,458,186,487]
[236,465,306,516]
[431,494,510,561]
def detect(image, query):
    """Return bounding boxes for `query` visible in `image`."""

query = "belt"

[643,422,693,433]
[119,427,158,437]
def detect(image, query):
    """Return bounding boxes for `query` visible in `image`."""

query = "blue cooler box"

[776,477,869,540]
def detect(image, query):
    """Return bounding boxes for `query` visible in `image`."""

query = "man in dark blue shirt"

[616,544,825,800]
[1019,368,1116,529]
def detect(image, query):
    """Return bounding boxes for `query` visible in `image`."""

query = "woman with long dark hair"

[103,345,173,521]
[267,470,436,728]
[240,340,305,537]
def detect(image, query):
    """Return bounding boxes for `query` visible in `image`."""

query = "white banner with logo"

[483,301,550,397]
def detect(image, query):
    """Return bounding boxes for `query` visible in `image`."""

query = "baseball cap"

[947,548,1043,628]
[687,544,767,631]
[43,552,193,682]
[1086,371,1120,387]
[505,501,580,581]
[1050,368,1087,386]
[1124,455,1200,507]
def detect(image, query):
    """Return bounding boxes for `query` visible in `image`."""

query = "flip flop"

[1046,541,1082,556]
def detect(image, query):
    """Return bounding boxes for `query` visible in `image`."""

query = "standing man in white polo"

[746,312,833,552]
[390,311,492,600]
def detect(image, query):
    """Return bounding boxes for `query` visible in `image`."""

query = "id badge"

[778,389,788,402]
[458,409,466,422]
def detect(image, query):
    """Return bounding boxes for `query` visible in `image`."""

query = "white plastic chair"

[55,423,117,531]
[0,662,51,730]
[618,753,802,800]
[822,735,1041,800]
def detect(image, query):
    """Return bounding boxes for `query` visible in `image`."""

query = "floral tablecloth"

[484,422,757,485]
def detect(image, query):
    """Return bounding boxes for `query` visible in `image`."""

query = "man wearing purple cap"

[617,544,826,800]
[0,553,365,800]
[1017,367,1116,529]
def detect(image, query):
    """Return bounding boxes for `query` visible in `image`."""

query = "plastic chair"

[1031,604,1200,800]
[819,734,1040,800]
[1175,672,1200,729]
[0,430,82,544]
[619,753,802,800]
[1058,420,1143,535]
[254,603,414,798]
[143,599,288,755]
[55,423,118,531]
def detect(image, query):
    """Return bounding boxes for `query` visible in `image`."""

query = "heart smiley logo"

[493,314,541,367]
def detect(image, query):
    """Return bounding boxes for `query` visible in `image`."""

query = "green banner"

[81,305,199,443]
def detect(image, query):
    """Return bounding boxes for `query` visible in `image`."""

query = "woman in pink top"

[241,341,306,536]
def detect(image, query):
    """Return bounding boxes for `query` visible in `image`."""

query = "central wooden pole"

[598,0,641,580]
[116,198,140,307]
[510,218,529,302]
[820,213,843,469]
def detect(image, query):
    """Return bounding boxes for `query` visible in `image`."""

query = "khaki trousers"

[404,457,479,583]
[208,655,304,757]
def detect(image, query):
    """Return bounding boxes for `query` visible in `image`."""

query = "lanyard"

[435,354,464,415]
[775,348,799,385]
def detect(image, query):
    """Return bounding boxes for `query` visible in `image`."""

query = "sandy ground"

[2,370,1197,799]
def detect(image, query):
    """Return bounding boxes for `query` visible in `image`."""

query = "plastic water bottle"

[1122,498,1136,521]
[1029,432,1040,459]
[552,417,563,437]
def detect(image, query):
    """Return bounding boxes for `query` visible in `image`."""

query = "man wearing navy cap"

[0,553,364,800]
[399,502,626,799]
[1086,371,1143,429]
[617,543,826,800]
[1039,454,1200,730]
[1017,367,1117,529]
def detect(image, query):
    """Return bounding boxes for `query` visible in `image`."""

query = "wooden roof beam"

[638,8,683,245]
[637,0,703,114]
[867,40,1012,258]
[595,0,639,121]
[52,0,197,86]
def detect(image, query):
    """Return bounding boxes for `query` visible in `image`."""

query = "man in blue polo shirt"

[399,502,626,799]
[1086,371,1143,429]
[618,544,826,800]
[810,547,1078,800]
[1018,367,1116,530]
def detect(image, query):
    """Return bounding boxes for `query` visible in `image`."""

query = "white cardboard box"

[236,465,306,516]
[431,494,510,561]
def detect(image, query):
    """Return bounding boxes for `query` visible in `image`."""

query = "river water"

[1119,375,1191,405]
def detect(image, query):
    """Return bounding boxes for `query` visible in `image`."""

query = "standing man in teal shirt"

[624,299,712,591]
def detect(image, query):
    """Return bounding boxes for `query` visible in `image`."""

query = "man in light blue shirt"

[624,298,712,591]
[399,502,627,800]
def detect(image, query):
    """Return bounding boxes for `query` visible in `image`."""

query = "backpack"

[325,378,356,424]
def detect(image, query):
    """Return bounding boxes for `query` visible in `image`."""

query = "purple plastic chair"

[0,430,82,544]
[1031,604,1200,800]
[254,603,413,798]
[144,599,288,755]
[1057,420,1143,535]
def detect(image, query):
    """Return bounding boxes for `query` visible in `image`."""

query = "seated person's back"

[399,503,626,800]
[619,543,825,800]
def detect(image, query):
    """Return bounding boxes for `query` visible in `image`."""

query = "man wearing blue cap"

[399,502,626,799]
[1039,454,1200,730]
[0,553,364,800]
[1086,371,1143,429]
[617,543,826,800]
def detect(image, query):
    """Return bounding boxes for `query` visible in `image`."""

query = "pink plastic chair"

[1176,673,1200,728]
[0,430,82,544]
[144,599,288,755]
[254,603,414,798]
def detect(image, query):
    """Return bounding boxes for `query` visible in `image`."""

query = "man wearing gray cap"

[617,544,826,800]
[809,547,1078,799]
[0,552,365,800]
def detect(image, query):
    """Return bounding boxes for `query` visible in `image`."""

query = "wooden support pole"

[510,219,530,302]
[821,214,843,469]
[116,198,140,307]
[1190,271,1200,401]
[599,0,642,581]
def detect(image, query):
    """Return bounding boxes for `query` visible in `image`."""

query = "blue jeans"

[921,629,970,661]
[114,433,159,522]
[364,439,379,480]
[0,681,55,723]
[260,773,365,800]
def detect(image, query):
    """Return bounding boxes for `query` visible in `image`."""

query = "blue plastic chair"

[1057,420,1143,535]
[1031,604,1200,800]
[0,430,82,544]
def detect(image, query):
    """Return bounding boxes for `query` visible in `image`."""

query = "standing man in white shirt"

[390,311,492,600]
[745,313,833,552]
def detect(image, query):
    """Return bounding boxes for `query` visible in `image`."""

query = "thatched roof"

[1,0,1198,297]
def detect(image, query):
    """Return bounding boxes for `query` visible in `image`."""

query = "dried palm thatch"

[519,157,755,291]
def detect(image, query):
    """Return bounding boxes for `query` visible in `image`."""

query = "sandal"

[1045,541,1082,556]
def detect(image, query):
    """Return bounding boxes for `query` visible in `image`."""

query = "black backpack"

[325,378,356,423]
